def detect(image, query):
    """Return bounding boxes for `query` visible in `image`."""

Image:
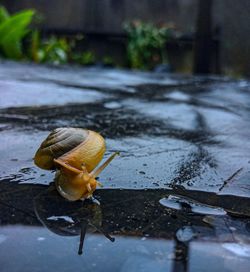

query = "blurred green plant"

[0,6,34,59]
[102,56,114,66]
[0,6,100,67]
[72,51,96,65]
[30,31,71,64]
[124,21,172,70]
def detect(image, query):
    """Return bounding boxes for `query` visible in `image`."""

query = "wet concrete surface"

[0,61,250,271]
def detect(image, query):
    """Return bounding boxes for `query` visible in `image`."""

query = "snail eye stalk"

[90,152,119,178]
[53,158,82,174]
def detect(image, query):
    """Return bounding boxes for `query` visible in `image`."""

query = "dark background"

[2,0,250,76]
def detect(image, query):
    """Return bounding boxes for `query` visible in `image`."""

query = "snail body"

[34,128,118,201]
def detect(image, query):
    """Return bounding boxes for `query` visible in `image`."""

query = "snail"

[34,127,118,201]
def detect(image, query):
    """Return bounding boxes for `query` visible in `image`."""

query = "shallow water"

[1,182,250,272]
[1,61,250,271]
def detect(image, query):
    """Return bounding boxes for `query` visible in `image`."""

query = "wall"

[2,0,197,33]
[213,0,250,76]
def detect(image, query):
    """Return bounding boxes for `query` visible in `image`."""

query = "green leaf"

[124,20,170,69]
[2,40,22,59]
[0,9,34,43]
[0,6,9,23]
[0,9,34,59]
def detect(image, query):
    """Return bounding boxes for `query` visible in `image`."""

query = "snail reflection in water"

[34,128,118,201]
[34,186,115,255]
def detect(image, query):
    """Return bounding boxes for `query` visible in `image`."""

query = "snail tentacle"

[90,152,119,178]
[53,158,82,174]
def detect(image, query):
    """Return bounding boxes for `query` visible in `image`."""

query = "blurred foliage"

[30,32,88,65]
[124,21,172,70]
[40,37,69,64]
[30,33,99,66]
[30,31,71,64]
[102,56,114,66]
[0,6,177,70]
[0,6,98,66]
[0,6,34,59]
[72,51,96,65]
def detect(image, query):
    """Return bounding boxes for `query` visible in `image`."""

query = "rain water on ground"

[0,61,250,272]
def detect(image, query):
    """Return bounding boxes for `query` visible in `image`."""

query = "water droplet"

[37,237,45,241]
[104,101,121,109]
[47,215,74,223]
[159,194,227,216]
[176,226,194,242]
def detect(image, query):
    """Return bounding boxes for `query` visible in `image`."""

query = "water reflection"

[34,187,115,255]
[0,181,250,271]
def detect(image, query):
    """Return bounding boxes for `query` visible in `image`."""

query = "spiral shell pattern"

[34,127,106,172]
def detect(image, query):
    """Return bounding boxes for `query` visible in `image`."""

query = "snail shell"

[34,128,118,201]
[34,128,105,172]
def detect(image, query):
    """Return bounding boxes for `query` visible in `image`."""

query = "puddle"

[222,243,250,258]
[1,62,250,271]
[122,99,198,131]
[1,63,250,194]
[0,181,250,271]
[0,80,108,108]
[189,241,250,272]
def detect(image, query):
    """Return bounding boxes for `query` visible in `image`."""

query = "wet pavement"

[0,61,250,271]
